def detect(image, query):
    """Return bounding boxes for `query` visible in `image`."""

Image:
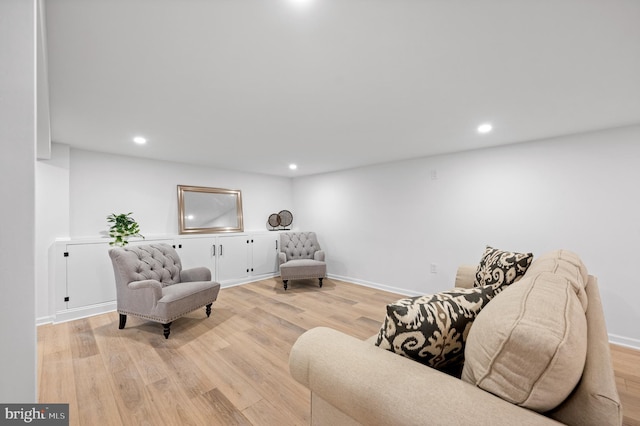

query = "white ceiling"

[44,0,640,177]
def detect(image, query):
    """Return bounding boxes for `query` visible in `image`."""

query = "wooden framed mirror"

[177,185,244,234]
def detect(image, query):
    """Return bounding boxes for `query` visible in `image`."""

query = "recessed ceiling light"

[477,123,493,134]
[289,164,298,170]
[133,136,147,144]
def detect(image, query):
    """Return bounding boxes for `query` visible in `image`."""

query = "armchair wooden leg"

[118,314,127,329]
[283,280,288,291]
[163,322,172,339]
[205,303,212,317]
[319,278,323,288]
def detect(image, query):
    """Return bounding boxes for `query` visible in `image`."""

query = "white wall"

[0,0,37,402]
[36,143,70,321]
[35,146,294,320]
[293,125,640,348]
[68,149,294,238]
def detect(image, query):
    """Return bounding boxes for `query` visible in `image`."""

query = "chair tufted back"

[281,232,321,261]
[110,243,182,286]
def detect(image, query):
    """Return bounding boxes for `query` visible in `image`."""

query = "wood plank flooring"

[38,277,640,426]
[612,344,640,426]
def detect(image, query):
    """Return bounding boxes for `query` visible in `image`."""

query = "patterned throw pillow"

[375,285,500,370]
[474,246,533,288]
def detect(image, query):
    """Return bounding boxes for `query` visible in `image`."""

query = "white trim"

[327,273,422,297]
[52,301,116,324]
[42,273,279,325]
[36,315,54,326]
[608,333,640,350]
[219,273,278,288]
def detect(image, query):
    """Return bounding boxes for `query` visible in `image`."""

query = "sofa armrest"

[455,264,477,289]
[314,250,325,262]
[278,252,287,266]
[290,327,560,426]
[547,277,623,425]
[180,267,211,283]
[128,279,162,290]
[127,279,162,300]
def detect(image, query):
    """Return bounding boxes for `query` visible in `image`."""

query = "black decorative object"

[268,213,281,230]
[267,210,294,230]
[278,210,293,230]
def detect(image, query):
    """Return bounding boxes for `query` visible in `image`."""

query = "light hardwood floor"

[613,344,640,426]
[38,278,640,426]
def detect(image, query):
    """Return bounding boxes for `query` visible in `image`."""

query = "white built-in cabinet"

[251,234,282,275]
[52,232,280,323]
[176,233,280,284]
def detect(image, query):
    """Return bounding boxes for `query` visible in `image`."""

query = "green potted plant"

[107,212,144,246]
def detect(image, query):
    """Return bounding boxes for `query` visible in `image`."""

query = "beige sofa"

[289,251,622,425]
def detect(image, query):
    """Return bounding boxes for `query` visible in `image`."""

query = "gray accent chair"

[109,243,221,338]
[278,232,327,290]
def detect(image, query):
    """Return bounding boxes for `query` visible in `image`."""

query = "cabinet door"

[217,235,250,283]
[176,237,217,274]
[66,243,116,308]
[251,234,279,275]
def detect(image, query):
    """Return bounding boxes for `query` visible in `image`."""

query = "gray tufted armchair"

[109,243,221,338]
[278,232,327,290]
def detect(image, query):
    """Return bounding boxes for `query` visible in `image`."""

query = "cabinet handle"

[220,245,223,256]
[212,245,216,256]
[275,240,278,250]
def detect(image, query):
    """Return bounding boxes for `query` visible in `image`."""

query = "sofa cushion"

[279,259,326,280]
[523,249,588,310]
[474,245,533,288]
[375,284,500,371]
[461,251,589,412]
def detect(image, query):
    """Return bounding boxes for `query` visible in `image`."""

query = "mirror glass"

[177,185,244,234]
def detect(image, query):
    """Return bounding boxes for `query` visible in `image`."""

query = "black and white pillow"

[474,246,533,288]
[375,285,499,370]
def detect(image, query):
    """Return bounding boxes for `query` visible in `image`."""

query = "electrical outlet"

[430,263,437,274]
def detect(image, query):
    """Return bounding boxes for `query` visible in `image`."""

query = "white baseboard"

[219,273,278,288]
[327,273,422,297]
[36,315,55,326]
[608,333,640,350]
[51,301,117,324]
[40,274,279,325]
